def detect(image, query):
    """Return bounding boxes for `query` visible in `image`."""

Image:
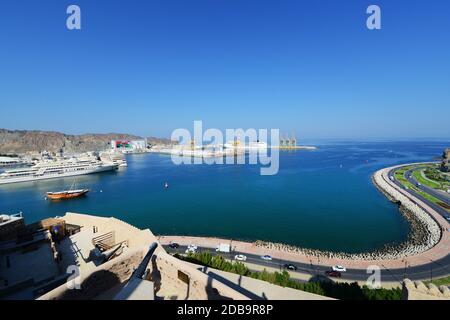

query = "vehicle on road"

[261,255,272,261]
[332,265,347,272]
[283,264,297,271]
[185,247,197,254]
[325,270,342,278]
[234,254,247,261]
[216,243,231,253]
[168,242,179,249]
[185,244,198,254]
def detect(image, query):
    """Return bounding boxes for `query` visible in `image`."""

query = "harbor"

[1,141,447,254]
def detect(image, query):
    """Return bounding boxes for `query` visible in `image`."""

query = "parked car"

[234,254,247,261]
[284,264,297,271]
[332,265,347,272]
[168,242,179,249]
[261,255,272,261]
[325,270,342,278]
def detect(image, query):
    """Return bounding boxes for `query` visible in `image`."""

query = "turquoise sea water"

[0,141,448,253]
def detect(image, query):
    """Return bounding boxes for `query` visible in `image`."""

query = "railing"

[92,231,116,251]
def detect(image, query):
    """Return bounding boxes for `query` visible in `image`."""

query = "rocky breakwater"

[254,167,442,261]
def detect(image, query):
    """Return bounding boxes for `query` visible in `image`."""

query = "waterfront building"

[111,139,147,154]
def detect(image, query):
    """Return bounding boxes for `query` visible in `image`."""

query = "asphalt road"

[388,168,450,220]
[163,164,450,286]
[404,168,450,205]
[164,245,450,285]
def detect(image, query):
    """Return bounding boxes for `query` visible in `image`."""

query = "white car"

[234,254,247,261]
[185,245,198,254]
[261,255,272,261]
[332,265,347,272]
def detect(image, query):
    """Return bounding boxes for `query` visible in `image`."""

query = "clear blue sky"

[0,0,449,139]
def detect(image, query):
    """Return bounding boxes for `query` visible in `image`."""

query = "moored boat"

[46,189,89,200]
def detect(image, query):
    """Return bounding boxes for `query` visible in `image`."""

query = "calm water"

[0,141,448,253]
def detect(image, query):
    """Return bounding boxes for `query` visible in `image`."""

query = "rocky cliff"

[0,129,171,155]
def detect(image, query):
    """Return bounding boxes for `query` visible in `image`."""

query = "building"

[0,212,331,300]
[402,279,450,300]
[111,139,147,154]
[441,148,450,172]
[0,213,25,242]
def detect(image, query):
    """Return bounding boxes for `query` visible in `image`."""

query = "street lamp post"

[403,259,408,280]
[431,264,433,282]
[317,257,320,276]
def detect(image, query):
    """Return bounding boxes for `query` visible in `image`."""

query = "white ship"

[223,140,268,150]
[100,151,128,167]
[0,157,118,185]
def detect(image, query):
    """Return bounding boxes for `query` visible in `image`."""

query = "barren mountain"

[0,129,172,155]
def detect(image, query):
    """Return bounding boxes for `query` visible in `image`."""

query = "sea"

[0,140,448,253]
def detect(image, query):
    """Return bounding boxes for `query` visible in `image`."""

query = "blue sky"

[0,0,449,139]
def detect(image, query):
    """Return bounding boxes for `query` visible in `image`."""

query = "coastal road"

[388,167,450,221]
[164,245,450,285]
[162,163,450,287]
[404,168,450,205]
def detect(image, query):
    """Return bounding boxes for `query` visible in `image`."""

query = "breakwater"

[253,167,443,261]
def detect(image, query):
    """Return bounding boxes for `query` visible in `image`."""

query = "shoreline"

[159,163,449,270]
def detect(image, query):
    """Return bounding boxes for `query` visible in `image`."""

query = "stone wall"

[402,279,450,300]
[151,252,248,300]
[0,219,25,241]
[38,249,144,300]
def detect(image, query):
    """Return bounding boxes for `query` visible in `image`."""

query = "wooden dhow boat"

[46,188,89,200]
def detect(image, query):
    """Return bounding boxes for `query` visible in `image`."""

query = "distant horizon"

[1,126,449,143]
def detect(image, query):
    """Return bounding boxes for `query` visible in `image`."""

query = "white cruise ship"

[0,157,118,185]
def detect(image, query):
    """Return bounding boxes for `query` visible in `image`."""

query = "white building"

[111,139,147,153]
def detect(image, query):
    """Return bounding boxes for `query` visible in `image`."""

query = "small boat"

[46,179,89,200]
[47,189,89,200]
[164,182,169,189]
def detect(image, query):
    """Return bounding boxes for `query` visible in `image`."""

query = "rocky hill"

[0,129,172,155]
